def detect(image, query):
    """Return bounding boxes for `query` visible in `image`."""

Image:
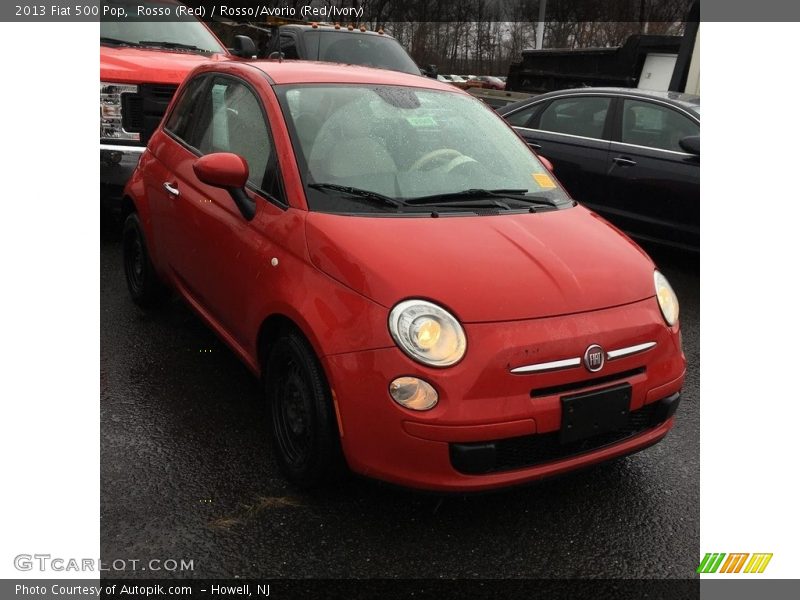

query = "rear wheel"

[265,329,344,488]
[122,212,165,308]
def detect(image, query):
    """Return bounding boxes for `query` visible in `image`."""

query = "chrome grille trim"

[509,342,656,374]
[606,342,657,360]
[510,357,581,374]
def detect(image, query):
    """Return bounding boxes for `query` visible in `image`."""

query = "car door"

[605,97,700,250]
[155,74,288,348]
[146,74,210,280]
[512,95,613,204]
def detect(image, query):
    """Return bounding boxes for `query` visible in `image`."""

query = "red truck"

[100,0,255,217]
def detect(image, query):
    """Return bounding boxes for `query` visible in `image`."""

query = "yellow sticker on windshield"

[533,173,556,188]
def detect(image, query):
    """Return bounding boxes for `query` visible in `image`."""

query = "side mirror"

[193,153,256,221]
[231,35,257,58]
[679,135,700,155]
[539,156,555,172]
[426,64,438,78]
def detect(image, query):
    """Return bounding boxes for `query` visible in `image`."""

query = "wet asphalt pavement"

[100,232,699,580]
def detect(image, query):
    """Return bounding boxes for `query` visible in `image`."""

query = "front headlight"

[654,271,679,326]
[388,300,467,367]
[100,82,139,142]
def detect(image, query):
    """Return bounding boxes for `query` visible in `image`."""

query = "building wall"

[685,27,700,95]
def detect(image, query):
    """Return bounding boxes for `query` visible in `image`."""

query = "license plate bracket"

[560,384,632,444]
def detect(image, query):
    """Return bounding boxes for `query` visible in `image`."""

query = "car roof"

[498,86,700,115]
[279,24,396,39]
[243,60,460,90]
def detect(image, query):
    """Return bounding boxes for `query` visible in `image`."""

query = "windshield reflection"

[278,84,571,214]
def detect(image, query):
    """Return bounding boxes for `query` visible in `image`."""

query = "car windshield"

[100,2,225,54]
[278,84,571,214]
[304,31,421,75]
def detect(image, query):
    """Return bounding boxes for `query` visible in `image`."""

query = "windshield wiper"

[100,37,142,47]
[138,41,211,53]
[403,188,561,208]
[424,198,516,211]
[308,183,407,209]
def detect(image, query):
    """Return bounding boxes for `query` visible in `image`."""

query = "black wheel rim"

[271,356,314,468]
[123,227,145,295]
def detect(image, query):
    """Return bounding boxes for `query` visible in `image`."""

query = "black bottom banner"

[4,578,702,600]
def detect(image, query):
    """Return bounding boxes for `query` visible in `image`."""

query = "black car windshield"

[277,84,572,215]
[100,2,225,54]
[304,31,421,76]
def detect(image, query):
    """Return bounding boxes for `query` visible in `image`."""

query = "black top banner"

[5,0,785,24]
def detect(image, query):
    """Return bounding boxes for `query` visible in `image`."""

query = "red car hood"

[100,45,231,85]
[305,206,655,323]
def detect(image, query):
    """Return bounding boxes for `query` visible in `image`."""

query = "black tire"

[122,212,166,308]
[264,329,344,488]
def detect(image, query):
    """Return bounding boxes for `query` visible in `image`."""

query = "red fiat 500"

[122,61,685,492]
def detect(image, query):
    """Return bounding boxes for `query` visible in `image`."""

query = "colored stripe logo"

[697,553,773,574]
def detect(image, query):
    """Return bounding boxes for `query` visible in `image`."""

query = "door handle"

[612,156,637,167]
[163,182,180,196]
[528,142,542,150]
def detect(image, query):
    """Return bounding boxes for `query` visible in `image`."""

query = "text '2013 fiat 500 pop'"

[121,60,685,492]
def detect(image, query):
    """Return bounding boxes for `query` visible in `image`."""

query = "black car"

[497,88,699,251]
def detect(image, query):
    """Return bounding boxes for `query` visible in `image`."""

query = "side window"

[164,76,207,145]
[193,77,280,199]
[537,96,611,139]
[505,104,538,128]
[621,99,699,152]
[278,34,298,59]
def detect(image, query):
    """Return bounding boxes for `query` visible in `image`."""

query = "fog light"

[389,377,438,411]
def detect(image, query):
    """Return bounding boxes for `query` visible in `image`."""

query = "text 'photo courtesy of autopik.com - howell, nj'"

[3,0,800,599]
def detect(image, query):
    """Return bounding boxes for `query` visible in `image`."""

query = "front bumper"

[100,143,145,209]
[449,392,680,475]
[323,297,685,492]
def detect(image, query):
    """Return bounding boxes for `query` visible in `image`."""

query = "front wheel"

[122,212,165,308]
[264,330,344,488]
